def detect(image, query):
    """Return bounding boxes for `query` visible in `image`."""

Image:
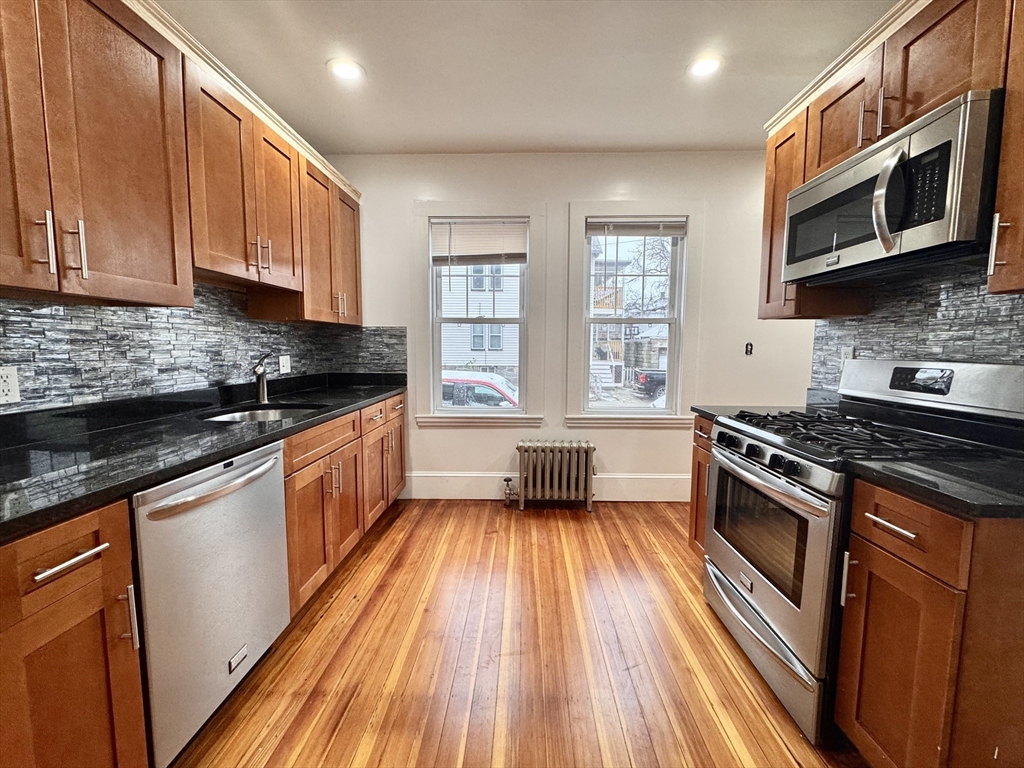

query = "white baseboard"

[402,471,690,502]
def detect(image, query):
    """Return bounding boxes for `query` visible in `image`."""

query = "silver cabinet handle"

[864,511,917,540]
[332,291,342,316]
[333,463,341,494]
[871,145,906,253]
[262,239,273,272]
[394,403,404,411]
[876,86,893,137]
[65,219,89,278]
[118,584,140,650]
[341,292,347,317]
[371,413,384,422]
[839,551,858,607]
[987,213,1012,275]
[32,210,58,273]
[146,456,279,520]
[33,541,110,583]
[251,235,262,270]
[695,430,710,440]
[326,460,336,496]
[857,100,866,148]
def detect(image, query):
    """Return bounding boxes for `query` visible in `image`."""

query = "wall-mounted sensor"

[745,343,754,356]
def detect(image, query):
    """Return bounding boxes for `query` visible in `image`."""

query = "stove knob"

[744,443,762,459]
[716,431,730,446]
[782,459,802,477]
[725,434,741,450]
[768,453,786,472]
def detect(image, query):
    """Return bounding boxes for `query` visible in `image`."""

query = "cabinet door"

[253,119,302,292]
[362,423,388,531]
[300,158,339,322]
[284,458,335,616]
[836,534,965,768]
[386,418,406,505]
[0,564,146,768]
[328,439,363,565]
[184,59,258,284]
[988,0,1023,294]
[332,183,362,325]
[758,112,870,320]
[805,46,883,179]
[35,0,193,306]
[688,444,710,555]
[880,0,1013,135]
[0,0,58,294]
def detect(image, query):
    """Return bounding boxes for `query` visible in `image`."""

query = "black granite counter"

[690,404,811,421]
[848,456,1024,519]
[0,373,406,545]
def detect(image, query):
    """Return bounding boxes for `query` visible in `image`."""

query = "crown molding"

[763,0,929,136]
[122,0,360,201]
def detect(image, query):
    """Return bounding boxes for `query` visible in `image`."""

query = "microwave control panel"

[901,140,952,230]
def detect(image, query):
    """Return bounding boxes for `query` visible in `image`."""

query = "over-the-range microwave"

[782,89,1004,285]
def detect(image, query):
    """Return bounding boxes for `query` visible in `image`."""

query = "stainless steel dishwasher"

[132,441,290,768]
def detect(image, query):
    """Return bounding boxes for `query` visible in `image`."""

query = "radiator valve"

[503,477,519,506]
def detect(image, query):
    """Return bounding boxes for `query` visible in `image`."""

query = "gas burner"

[730,410,997,461]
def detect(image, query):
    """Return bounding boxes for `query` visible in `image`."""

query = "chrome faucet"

[253,353,272,404]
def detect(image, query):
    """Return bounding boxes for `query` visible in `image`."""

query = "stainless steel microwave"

[782,90,1004,285]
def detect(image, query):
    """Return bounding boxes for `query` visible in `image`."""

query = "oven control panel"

[889,366,954,396]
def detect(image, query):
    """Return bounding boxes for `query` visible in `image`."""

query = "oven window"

[713,468,809,607]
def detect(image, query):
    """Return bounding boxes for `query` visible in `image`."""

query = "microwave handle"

[871,145,906,253]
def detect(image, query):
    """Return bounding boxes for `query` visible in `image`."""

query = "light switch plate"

[0,366,21,404]
[279,355,291,374]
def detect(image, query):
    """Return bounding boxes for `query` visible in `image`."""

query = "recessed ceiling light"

[688,56,722,78]
[328,59,365,80]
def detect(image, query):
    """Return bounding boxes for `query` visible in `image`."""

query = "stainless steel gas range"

[701,359,1024,744]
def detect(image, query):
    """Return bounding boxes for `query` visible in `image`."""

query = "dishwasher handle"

[145,456,280,521]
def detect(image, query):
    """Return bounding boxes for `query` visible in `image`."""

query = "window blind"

[585,217,687,238]
[430,218,529,266]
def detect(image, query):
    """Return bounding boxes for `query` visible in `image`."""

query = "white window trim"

[413,201,547,426]
[565,201,704,426]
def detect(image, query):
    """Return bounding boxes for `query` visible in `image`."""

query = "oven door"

[703,446,840,678]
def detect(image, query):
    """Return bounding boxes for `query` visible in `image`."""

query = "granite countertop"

[690,404,1024,519]
[690,404,815,421]
[0,374,406,545]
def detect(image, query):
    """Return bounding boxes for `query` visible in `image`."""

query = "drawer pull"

[33,541,110,583]
[371,413,384,421]
[117,584,140,650]
[394,403,404,411]
[695,430,710,439]
[864,512,917,541]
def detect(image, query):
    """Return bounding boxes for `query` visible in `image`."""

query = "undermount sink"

[203,404,327,423]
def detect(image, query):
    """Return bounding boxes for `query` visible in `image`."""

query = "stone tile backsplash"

[812,262,1024,390]
[0,283,406,414]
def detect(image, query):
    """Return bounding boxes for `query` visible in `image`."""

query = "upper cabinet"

[989,0,1023,294]
[0,0,193,306]
[252,120,303,292]
[249,158,362,325]
[879,0,1013,136]
[758,111,870,319]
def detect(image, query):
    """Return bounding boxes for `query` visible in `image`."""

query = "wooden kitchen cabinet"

[0,501,146,768]
[328,439,364,565]
[988,0,1023,294]
[249,159,363,324]
[879,0,1013,136]
[805,46,883,178]
[836,533,965,768]
[284,457,335,616]
[688,445,711,554]
[0,0,193,306]
[758,112,869,320]
[386,416,406,506]
[253,119,302,292]
[362,422,389,532]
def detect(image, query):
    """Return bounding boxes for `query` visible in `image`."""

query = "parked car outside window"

[441,370,519,408]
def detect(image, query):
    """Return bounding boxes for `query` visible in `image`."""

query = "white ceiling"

[156,0,896,155]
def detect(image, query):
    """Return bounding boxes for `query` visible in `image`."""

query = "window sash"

[488,325,503,350]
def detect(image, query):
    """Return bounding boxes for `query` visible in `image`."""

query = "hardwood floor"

[176,500,865,768]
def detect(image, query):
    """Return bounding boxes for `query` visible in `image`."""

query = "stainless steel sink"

[203,404,326,423]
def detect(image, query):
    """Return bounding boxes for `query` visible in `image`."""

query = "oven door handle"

[705,558,816,691]
[871,145,906,253]
[711,447,831,519]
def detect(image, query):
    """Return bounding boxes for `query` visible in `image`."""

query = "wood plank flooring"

[175,500,866,768]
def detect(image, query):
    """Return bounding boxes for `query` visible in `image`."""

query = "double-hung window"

[431,218,527,411]
[584,217,686,411]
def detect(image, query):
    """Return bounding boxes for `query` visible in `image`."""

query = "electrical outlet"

[0,366,21,404]
[841,346,855,361]
[279,355,291,374]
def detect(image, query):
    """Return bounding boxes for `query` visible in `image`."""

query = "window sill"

[415,413,545,428]
[563,414,695,429]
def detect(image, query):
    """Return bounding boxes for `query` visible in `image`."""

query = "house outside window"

[430,218,527,411]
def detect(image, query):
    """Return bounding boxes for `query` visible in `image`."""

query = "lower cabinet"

[688,444,711,553]
[386,417,406,505]
[835,533,965,768]
[329,439,363,566]
[0,501,146,768]
[362,422,389,531]
[284,456,336,616]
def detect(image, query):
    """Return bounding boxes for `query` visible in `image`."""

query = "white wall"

[327,151,815,500]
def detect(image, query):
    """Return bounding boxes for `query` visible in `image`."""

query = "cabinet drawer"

[851,480,973,589]
[0,500,132,632]
[693,415,713,453]
[360,401,387,433]
[385,393,406,422]
[283,411,360,475]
